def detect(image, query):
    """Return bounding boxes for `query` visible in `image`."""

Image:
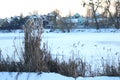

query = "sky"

[0,0,87,18]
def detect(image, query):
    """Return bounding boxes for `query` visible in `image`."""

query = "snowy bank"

[0,72,120,80]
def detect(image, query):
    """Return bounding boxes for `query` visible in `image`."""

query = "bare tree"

[57,12,74,32]
[83,0,102,29]
[51,9,60,30]
[66,11,74,32]
[102,0,120,29]
[57,17,66,32]
[114,0,120,29]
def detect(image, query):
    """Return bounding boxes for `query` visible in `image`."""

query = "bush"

[22,17,46,72]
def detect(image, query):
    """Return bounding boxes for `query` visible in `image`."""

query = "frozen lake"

[0,32,120,68]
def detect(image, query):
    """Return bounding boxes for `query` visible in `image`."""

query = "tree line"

[0,0,119,31]
[0,15,28,31]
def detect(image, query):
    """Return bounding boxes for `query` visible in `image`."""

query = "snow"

[0,29,120,79]
[0,72,120,80]
[0,30,120,64]
[42,32,120,59]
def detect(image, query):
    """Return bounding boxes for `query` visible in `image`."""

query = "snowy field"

[0,72,120,80]
[0,29,120,79]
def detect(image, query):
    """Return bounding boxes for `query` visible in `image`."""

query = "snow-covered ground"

[0,29,120,79]
[0,72,120,80]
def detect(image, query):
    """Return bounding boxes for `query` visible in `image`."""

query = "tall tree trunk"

[94,12,99,29]
[93,7,99,29]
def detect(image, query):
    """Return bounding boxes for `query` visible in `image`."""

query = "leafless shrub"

[57,57,87,77]
[101,56,120,76]
[22,17,48,72]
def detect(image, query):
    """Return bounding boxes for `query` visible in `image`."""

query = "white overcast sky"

[0,0,87,18]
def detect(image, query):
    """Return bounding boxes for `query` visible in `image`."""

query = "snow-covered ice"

[0,31,120,66]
